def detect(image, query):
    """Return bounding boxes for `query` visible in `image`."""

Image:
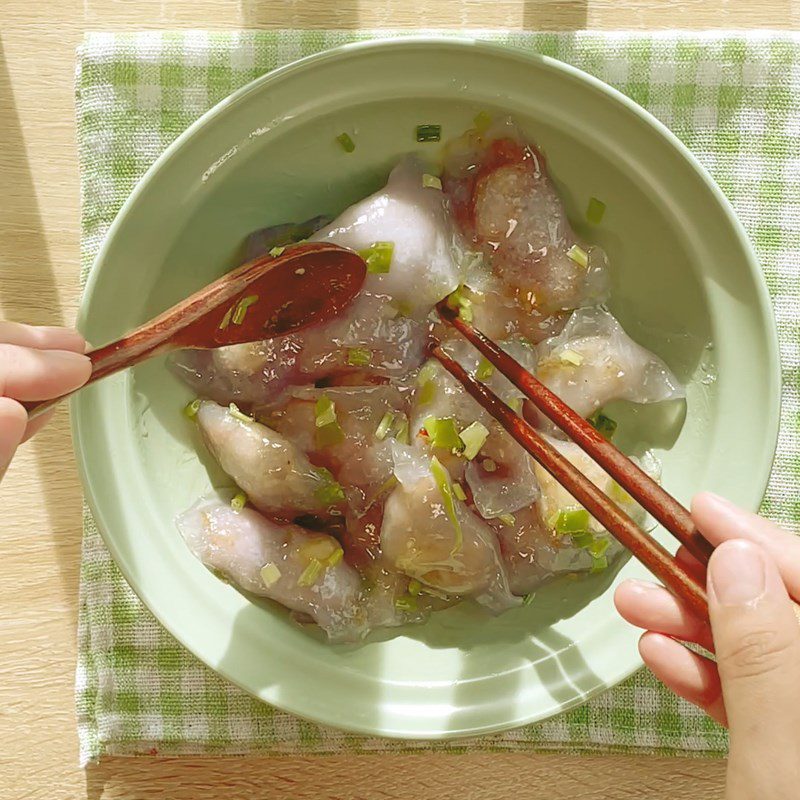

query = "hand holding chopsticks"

[434,300,798,624]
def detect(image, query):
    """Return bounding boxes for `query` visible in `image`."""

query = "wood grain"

[0,0,789,796]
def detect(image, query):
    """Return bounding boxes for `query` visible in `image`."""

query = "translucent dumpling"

[535,307,685,419]
[311,156,461,315]
[177,498,366,642]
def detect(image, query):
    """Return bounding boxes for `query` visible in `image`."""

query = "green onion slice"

[475,357,494,381]
[418,380,436,405]
[430,456,463,554]
[346,347,371,367]
[313,473,346,505]
[394,415,410,444]
[314,395,337,428]
[566,244,589,269]
[375,411,395,441]
[231,491,247,511]
[315,421,345,449]
[452,482,467,502]
[555,508,590,533]
[586,196,606,225]
[183,398,201,419]
[588,409,617,441]
[522,592,536,606]
[482,458,498,473]
[269,245,286,257]
[327,547,344,567]
[228,403,253,424]
[416,124,441,142]
[336,132,356,152]
[395,595,417,612]
[497,513,516,527]
[218,305,234,330]
[260,563,281,587]
[297,558,325,587]
[422,173,442,190]
[408,578,423,596]
[459,421,489,461]
[358,241,394,274]
[232,294,259,325]
[445,285,474,323]
[423,416,463,452]
[559,348,584,366]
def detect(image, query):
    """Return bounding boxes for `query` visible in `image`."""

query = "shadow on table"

[242,0,359,29]
[523,0,588,31]
[0,36,81,619]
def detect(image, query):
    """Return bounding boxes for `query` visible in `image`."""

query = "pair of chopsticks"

[433,301,711,620]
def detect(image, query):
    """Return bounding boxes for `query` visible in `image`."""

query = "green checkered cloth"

[75,30,800,765]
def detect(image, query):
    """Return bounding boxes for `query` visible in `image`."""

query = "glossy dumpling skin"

[381,444,520,613]
[177,498,366,642]
[535,307,685,420]
[442,118,609,331]
[259,385,410,516]
[195,400,338,519]
[311,156,461,316]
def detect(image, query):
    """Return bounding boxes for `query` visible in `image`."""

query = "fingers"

[707,540,800,788]
[0,344,91,401]
[615,579,714,650]
[693,492,800,599]
[0,397,28,478]
[0,321,86,353]
[639,632,726,725]
[21,408,55,443]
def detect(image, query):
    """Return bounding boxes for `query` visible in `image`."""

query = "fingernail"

[701,492,735,509]
[708,540,766,606]
[626,579,662,594]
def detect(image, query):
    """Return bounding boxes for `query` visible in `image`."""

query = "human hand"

[0,322,91,479]
[615,492,800,799]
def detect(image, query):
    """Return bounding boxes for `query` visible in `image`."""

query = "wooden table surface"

[0,1,792,797]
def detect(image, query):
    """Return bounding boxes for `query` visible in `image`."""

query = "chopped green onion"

[336,132,355,152]
[300,537,338,562]
[408,578,423,595]
[546,511,560,529]
[422,173,442,190]
[416,124,441,142]
[453,482,467,502]
[394,415,410,444]
[416,361,437,386]
[231,491,247,511]
[430,456,463,553]
[228,403,253,424]
[418,380,436,405]
[269,245,285,257]
[314,395,337,428]
[567,244,589,269]
[586,196,606,225]
[588,537,611,559]
[260,563,281,587]
[498,513,516,527]
[347,347,371,367]
[445,285,474,323]
[555,508,590,534]
[218,305,234,330]
[315,421,345,448]
[590,555,609,573]
[375,411,395,441]
[559,348,584,366]
[358,241,394,274]
[522,592,536,606]
[508,397,524,414]
[459,421,489,461]
[395,595,417,612]
[474,111,492,132]
[183,398,201,419]
[571,530,595,549]
[475,358,494,381]
[423,416,463,452]
[232,294,259,325]
[588,410,617,441]
[482,458,498,473]
[327,547,344,567]
[314,478,345,505]
[297,558,325,587]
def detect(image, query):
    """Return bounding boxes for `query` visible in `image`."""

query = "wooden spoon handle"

[21,330,178,420]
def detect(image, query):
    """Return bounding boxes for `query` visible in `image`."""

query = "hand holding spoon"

[23,243,366,420]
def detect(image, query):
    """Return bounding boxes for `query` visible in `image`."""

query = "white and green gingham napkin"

[75,30,800,765]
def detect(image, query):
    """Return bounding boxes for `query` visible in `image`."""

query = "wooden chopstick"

[436,301,714,567]
[431,344,709,619]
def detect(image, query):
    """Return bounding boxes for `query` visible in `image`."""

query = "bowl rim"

[72,35,782,739]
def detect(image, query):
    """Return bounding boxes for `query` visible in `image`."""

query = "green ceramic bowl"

[73,38,780,738]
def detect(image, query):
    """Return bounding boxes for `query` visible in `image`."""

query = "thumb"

[708,540,800,790]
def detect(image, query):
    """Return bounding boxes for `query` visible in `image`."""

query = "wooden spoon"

[23,242,366,419]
